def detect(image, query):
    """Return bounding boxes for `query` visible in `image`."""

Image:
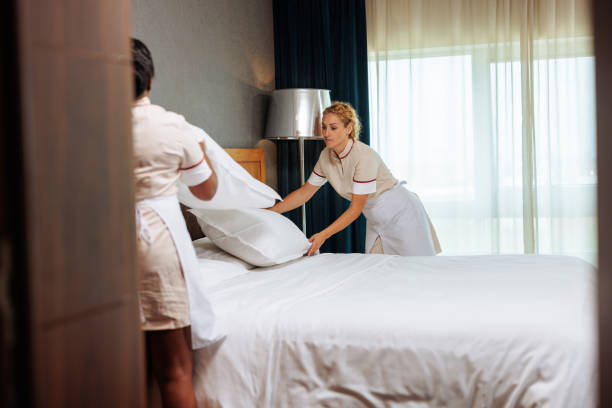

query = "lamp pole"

[298,136,306,234]
[268,136,323,235]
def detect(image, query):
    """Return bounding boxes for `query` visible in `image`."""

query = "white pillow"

[189,208,311,267]
[178,125,281,209]
[192,237,255,270]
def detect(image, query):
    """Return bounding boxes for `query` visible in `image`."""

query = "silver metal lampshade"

[265,88,331,139]
[264,88,331,235]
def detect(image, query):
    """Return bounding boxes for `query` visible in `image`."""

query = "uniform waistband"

[363,181,407,210]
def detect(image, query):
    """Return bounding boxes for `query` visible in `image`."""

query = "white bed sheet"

[193,253,596,408]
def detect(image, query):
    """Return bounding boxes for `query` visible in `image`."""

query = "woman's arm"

[188,142,218,200]
[307,193,368,255]
[268,182,320,214]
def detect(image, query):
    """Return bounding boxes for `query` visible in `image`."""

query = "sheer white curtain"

[366,0,596,263]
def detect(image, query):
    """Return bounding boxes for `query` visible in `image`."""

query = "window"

[369,42,596,262]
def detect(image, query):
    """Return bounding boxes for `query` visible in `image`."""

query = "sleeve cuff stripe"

[180,155,205,170]
[353,178,376,183]
[313,170,326,178]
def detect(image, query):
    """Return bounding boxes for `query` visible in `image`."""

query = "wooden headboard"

[182,147,267,240]
[225,148,266,183]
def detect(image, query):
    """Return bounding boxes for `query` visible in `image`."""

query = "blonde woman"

[269,102,440,256]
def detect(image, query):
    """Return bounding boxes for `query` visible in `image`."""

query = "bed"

[189,148,597,408]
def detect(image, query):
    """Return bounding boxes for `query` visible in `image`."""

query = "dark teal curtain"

[273,0,370,253]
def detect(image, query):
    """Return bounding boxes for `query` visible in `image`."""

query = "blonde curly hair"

[323,102,361,140]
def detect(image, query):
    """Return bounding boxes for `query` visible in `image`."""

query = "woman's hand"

[305,194,368,256]
[307,232,327,256]
[267,183,320,215]
[266,201,282,212]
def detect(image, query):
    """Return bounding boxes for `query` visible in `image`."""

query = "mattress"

[192,253,596,407]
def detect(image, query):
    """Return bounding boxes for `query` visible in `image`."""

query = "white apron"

[362,182,441,256]
[137,194,225,349]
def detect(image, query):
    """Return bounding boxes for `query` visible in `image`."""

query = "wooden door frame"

[2,0,145,406]
[595,0,612,406]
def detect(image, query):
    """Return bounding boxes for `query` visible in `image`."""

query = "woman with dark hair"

[131,38,220,408]
[269,101,440,257]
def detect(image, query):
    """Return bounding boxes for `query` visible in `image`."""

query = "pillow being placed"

[189,208,311,267]
[178,124,281,209]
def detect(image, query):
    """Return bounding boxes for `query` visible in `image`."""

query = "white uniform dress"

[307,138,441,255]
[133,97,223,347]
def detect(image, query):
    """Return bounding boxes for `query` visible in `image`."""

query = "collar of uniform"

[134,96,151,107]
[333,138,354,161]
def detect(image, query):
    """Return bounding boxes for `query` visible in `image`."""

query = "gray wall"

[131,0,274,148]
